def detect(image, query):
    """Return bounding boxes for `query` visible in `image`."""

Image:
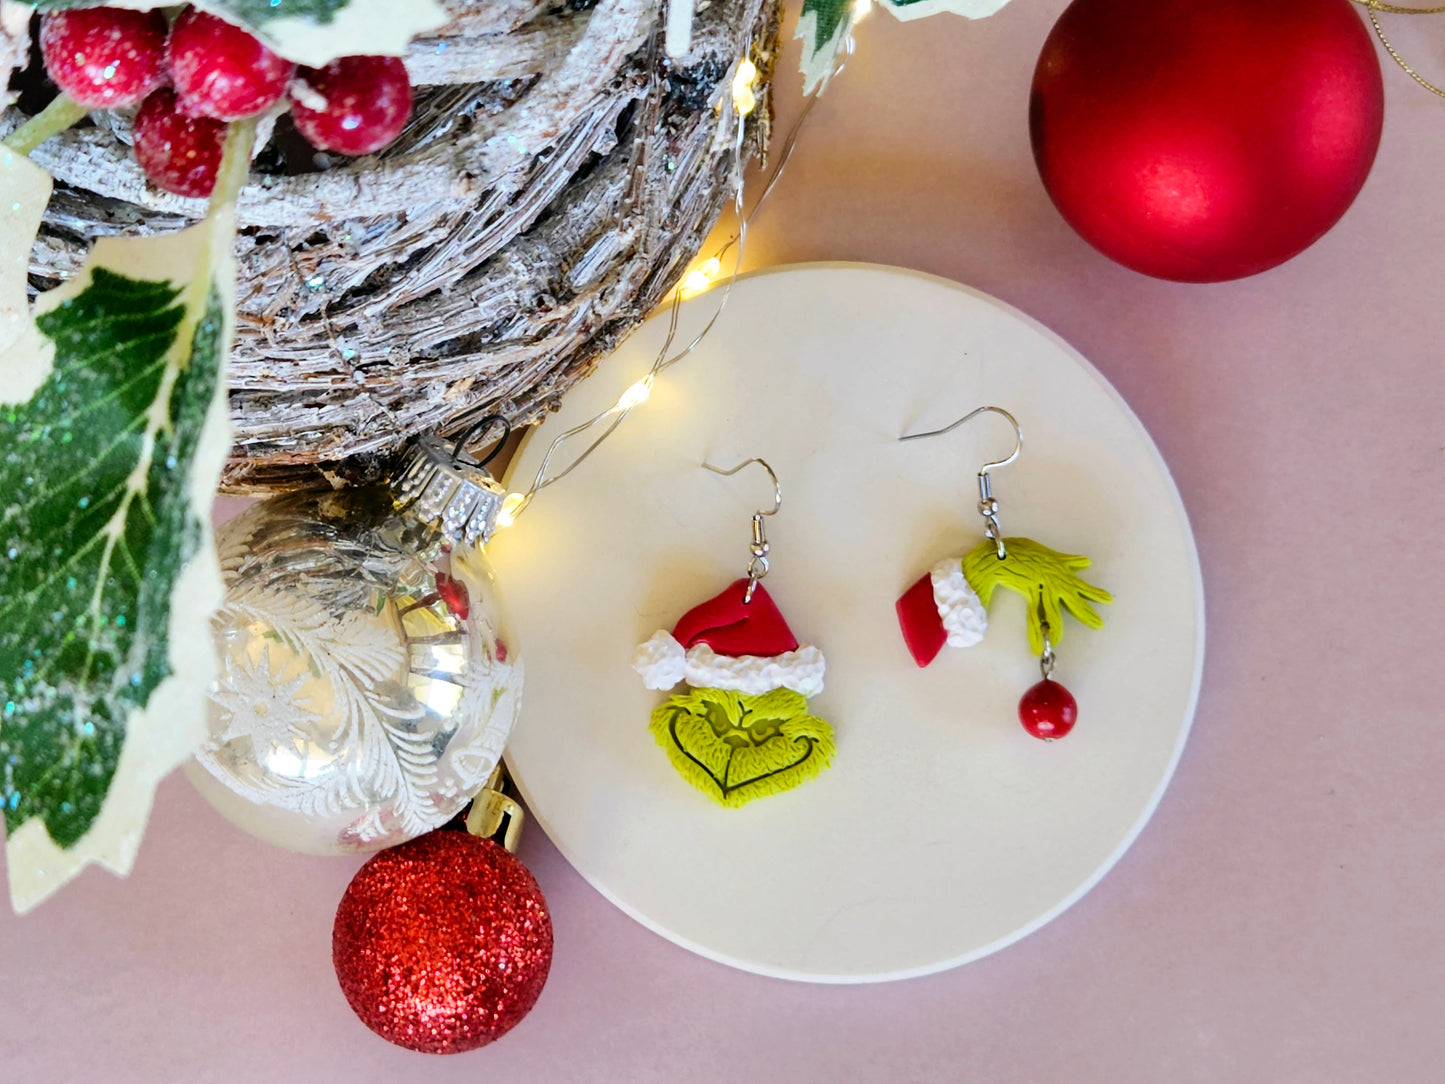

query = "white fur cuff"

[931,559,988,648]
[633,631,688,690]
[633,632,826,697]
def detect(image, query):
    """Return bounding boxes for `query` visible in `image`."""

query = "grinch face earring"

[632,459,834,807]
[894,407,1113,740]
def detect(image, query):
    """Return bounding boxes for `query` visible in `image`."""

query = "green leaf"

[207,0,351,26]
[649,687,835,808]
[883,0,1013,20]
[28,1,449,67]
[795,0,1014,95]
[962,537,1113,657]
[795,0,853,95]
[0,148,235,913]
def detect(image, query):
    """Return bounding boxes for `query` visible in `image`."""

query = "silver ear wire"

[900,405,1023,560]
[702,458,781,603]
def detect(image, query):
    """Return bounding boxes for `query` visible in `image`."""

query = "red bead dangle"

[1018,633,1077,741]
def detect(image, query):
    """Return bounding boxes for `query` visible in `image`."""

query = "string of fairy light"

[490,7,866,531]
[487,0,1441,531]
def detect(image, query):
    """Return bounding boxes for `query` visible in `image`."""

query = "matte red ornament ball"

[1030,0,1384,282]
[333,831,553,1054]
[1019,679,1078,741]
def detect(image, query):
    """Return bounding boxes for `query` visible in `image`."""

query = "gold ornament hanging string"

[1352,0,1445,98]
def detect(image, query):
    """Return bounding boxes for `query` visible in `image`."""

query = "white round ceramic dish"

[488,264,1205,983]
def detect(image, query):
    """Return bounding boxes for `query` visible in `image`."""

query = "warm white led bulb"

[732,58,759,117]
[494,491,527,529]
[680,256,723,299]
[616,377,654,411]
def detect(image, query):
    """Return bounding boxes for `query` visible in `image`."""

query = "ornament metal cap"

[393,417,510,547]
[464,764,525,853]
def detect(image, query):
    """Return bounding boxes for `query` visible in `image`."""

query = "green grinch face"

[649,687,835,808]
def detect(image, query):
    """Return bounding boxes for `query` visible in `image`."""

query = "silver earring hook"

[899,405,1023,560]
[702,458,781,603]
[899,405,1022,472]
[702,457,781,515]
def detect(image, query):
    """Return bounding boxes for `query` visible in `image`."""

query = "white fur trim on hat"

[633,633,826,697]
[634,631,688,690]
[931,559,987,648]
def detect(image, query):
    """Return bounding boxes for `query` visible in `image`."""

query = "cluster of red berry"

[38,6,413,198]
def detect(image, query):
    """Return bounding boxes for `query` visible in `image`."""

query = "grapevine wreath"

[1,0,780,492]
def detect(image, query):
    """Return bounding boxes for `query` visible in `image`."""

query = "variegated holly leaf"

[0,146,236,912]
[29,0,448,67]
[796,0,1014,94]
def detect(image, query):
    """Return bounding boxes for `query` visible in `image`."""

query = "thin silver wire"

[505,34,856,520]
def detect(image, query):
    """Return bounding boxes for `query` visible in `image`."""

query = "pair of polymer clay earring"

[632,408,1113,809]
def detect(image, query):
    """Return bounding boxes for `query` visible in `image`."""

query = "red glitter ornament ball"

[1030,0,1384,282]
[333,831,553,1054]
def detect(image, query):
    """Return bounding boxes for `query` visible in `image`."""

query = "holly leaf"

[0,147,235,912]
[884,0,1013,20]
[794,0,852,94]
[650,686,834,808]
[796,0,1014,94]
[962,537,1113,657]
[28,0,449,67]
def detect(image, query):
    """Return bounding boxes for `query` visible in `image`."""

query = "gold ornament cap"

[464,764,526,853]
[393,418,509,547]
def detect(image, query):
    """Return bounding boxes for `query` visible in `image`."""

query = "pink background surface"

[5,3,1444,1080]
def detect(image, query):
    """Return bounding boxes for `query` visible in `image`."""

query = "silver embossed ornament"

[185,422,524,855]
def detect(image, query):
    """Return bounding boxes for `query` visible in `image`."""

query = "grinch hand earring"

[632,459,834,807]
[895,407,1113,740]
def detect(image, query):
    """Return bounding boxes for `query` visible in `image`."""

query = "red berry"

[39,7,168,109]
[1018,679,1078,741]
[133,88,227,198]
[289,56,412,156]
[434,573,470,620]
[167,7,294,121]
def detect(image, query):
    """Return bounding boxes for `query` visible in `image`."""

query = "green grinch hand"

[962,537,1113,656]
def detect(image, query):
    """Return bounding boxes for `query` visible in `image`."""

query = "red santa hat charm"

[896,558,989,667]
[634,578,826,697]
